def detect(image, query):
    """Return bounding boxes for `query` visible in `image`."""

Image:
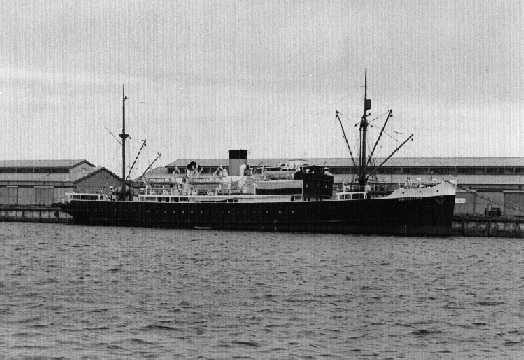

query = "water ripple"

[0,223,522,358]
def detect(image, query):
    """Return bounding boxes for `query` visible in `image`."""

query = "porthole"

[265,210,269,214]
[291,210,295,214]
[181,210,185,214]
[278,210,282,214]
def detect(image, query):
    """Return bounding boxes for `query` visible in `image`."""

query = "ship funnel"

[228,149,247,176]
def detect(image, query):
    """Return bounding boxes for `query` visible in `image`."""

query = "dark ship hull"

[65,195,455,236]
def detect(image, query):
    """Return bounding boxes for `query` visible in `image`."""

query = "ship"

[62,76,456,236]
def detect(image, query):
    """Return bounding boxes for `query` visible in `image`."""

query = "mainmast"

[119,85,129,200]
[358,71,371,187]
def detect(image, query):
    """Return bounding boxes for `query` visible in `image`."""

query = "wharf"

[0,205,71,224]
[452,215,524,238]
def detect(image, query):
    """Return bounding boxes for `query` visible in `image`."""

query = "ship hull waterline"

[64,195,455,236]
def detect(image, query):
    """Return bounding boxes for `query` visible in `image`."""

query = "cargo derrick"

[336,71,414,192]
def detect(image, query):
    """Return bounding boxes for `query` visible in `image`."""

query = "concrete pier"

[452,215,524,238]
[0,205,71,224]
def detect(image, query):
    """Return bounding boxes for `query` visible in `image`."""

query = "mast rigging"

[366,109,392,166]
[335,110,357,169]
[366,133,414,181]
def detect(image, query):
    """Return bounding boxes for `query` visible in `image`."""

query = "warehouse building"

[0,159,121,205]
[148,156,524,218]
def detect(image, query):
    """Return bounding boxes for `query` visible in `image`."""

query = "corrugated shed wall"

[54,187,71,203]
[17,188,34,205]
[455,191,477,215]
[0,187,8,204]
[475,191,505,215]
[7,187,18,205]
[504,192,524,218]
[35,187,54,205]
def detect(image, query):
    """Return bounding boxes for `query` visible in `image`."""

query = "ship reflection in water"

[1,223,522,358]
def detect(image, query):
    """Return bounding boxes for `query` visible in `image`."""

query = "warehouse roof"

[167,157,524,168]
[0,158,128,184]
[0,167,103,182]
[72,167,120,183]
[0,159,93,169]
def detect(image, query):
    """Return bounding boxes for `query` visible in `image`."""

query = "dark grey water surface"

[0,222,522,359]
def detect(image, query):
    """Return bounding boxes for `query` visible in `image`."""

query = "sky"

[0,0,522,176]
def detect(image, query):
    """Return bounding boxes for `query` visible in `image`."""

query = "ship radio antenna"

[119,84,130,200]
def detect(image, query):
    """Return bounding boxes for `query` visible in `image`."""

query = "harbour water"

[0,223,522,359]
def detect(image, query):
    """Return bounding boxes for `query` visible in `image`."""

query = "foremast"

[119,85,129,200]
[337,71,413,191]
[358,71,372,188]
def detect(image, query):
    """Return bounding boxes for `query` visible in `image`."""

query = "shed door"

[7,187,18,205]
[0,187,8,204]
[35,187,54,205]
[17,188,35,205]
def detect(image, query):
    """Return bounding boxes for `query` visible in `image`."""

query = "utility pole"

[119,85,129,200]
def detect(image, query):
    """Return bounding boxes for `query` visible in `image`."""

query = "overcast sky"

[0,0,522,175]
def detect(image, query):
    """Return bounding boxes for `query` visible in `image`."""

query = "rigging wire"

[335,111,357,168]
[104,126,121,145]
